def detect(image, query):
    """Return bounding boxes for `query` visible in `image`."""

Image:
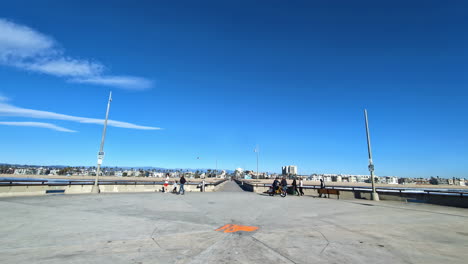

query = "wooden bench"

[318,188,340,199]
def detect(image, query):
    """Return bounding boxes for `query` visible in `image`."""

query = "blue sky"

[0,0,467,178]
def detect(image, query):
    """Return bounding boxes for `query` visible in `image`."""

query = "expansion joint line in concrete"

[316,230,330,254]
[251,236,298,264]
[150,225,162,249]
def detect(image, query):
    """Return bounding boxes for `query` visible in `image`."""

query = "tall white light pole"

[254,145,259,179]
[91,92,112,194]
[364,109,379,201]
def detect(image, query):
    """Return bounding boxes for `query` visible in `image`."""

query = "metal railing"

[0,179,227,187]
[242,181,468,197]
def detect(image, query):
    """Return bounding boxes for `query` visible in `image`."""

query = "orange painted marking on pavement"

[215,224,259,233]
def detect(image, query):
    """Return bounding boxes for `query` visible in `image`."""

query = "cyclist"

[280,177,288,195]
[272,177,279,193]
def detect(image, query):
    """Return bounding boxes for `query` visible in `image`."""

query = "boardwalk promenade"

[1,181,467,263]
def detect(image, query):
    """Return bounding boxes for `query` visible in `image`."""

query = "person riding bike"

[272,177,279,192]
[280,177,288,194]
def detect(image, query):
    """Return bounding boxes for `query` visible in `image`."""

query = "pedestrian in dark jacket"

[179,175,186,195]
[319,179,326,198]
[292,178,299,196]
[280,177,288,192]
[272,178,279,191]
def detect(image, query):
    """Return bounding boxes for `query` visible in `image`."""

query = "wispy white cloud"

[0,18,152,90]
[0,94,9,102]
[0,19,54,59]
[17,58,104,77]
[0,121,76,132]
[0,101,161,130]
[71,76,153,90]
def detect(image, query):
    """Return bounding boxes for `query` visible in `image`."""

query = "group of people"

[162,173,187,195]
[272,177,327,197]
[272,176,305,196]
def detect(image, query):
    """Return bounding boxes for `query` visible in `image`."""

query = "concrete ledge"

[0,180,228,197]
[235,180,468,208]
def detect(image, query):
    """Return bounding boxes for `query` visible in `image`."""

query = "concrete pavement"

[0,187,467,263]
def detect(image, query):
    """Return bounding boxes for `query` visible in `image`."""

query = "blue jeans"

[179,184,185,194]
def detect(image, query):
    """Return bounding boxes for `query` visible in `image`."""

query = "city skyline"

[0,1,467,178]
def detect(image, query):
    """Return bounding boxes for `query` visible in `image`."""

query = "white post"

[255,145,259,179]
[364,109,379,201]
[91,92,112,194]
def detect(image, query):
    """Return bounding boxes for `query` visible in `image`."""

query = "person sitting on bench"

[172,181,178,193]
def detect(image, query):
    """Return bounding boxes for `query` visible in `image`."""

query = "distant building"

[152,172,164,178]
[282,165,297,176]
[235,168,244,178]
[414,178,429,185]
[331,175,342,182]
[218,170,226,178]
[460,179,466,186]
[310,174,321,181]
[323,175,332,182]
[270,173,280,179]
[245,170,255,179]
[385,177,398,184]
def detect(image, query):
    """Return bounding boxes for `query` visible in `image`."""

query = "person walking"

[179,175,186,195]
[299,177,304,196]
[164,173,170,193]
[292,178,299,196]
[319,178,326,198]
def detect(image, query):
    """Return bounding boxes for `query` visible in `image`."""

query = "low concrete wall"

[0,180,228,197]
[236,180,468,208]
[0,185,49,197]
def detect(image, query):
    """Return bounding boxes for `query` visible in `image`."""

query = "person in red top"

[164,173,170,193]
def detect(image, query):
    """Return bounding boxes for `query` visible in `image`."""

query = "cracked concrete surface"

[0,181,467,263]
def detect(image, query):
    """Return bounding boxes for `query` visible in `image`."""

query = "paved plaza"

[1,181,467,264]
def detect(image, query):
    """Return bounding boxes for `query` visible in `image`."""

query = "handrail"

[0,178,228,186]
[237,180,468,196]
[0,179,46,182]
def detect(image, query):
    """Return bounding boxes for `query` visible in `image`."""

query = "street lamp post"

[364,109,379,201]
[255,145,259,179]
[91,92,112,194]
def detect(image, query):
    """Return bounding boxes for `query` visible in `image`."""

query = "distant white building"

[356,175,370,183]
[235,168,244,178]
[325,175,332,182]
[282,165,298,176]
[14,168,27,175]
[218,170,226,178]
[386,177,398,184]
[152,172,164,178]
[310,175,321,181]
[185,172,195,178]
